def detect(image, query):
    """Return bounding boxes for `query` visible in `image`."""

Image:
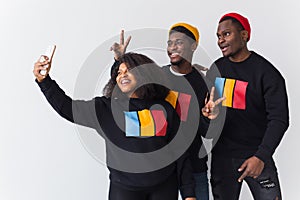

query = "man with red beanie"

[205,12,289,199]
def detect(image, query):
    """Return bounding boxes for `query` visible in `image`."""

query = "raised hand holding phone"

[39,45,56,75]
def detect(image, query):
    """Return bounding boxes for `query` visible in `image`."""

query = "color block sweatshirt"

[206,51,289,162]
[36,76,195,198]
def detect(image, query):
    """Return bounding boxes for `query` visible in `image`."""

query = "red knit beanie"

[219,12,251,41]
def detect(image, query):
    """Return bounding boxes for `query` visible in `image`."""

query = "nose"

[218,36,225,45]
[168,44,177,52]
[119,70,128,78]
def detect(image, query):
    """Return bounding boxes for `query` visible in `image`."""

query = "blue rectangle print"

[215,77,225,98]
[124,111,140,137]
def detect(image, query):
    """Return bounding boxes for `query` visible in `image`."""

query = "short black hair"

[220,16,244,31]
[169,26,196,42]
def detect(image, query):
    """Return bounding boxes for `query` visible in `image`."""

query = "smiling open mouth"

[170,52,180,58]
[220,45,229,52]
[121,79,131,85]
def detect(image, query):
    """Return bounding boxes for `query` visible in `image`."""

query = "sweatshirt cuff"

[254,148,272,163]
[110,59,121,77]
[35,75,53,92]
[180,186,196,199]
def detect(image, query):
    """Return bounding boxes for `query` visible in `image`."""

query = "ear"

[241,30,249,42]
[191,42,198,52]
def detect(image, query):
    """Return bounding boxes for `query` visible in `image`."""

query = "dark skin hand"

[238,156,265,182]
[202,87,225,120]
[33,56,51,82]
[110,30,131,60]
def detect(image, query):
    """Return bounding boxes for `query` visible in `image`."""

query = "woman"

[33,52,196,200]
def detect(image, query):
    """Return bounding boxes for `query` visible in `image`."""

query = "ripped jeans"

[211,156,281,200]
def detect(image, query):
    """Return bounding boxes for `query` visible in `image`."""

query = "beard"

[170,57,184,66]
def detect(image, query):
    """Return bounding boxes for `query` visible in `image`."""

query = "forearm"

[36,76,99,129]
[255,119,289,162]
[255,74,289,161]
[37,76,74,122]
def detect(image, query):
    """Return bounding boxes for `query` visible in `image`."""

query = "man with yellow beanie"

[163,22,211,200]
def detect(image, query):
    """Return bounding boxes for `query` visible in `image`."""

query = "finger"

[209,87,215,101]
[203,106,210,114]
[42,60,50,65]
[238,161,247,172]
[120,30,124,44]
[201,108,209,117]
[33,65,46,75]
[110,43,118,51]
[34,61,49,69]
[110,43,117,51]
[40,55,49,62]
[202,67,208,71]
[34,61,42,67]
[214,97,226,105]
[204,92,208,104]
[238,171,248,182]
[124,35,131,48]
[38,55,50,64]
[33,67,46,78]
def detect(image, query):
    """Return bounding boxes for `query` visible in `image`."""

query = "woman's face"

[116,63,138,97]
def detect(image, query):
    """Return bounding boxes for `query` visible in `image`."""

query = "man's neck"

[229,48,251,62]
[171,62,193,74]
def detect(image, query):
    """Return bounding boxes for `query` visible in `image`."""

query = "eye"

[175,40,184,46]
[224,32,230,37]
[167,40,173,47]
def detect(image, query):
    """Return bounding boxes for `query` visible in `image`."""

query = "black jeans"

[108,174,178,200]
[211,155,281,200]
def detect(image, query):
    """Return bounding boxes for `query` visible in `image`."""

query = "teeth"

[170,52,179,58]
[121,79,130,84]
[221,46,228,52]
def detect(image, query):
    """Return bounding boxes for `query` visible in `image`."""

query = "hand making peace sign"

[110,30,131,60]
[202,87,225,120]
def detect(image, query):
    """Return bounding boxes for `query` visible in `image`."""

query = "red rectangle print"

[176,93,191,121]
[151,110,167,136]
[233,80,248,110]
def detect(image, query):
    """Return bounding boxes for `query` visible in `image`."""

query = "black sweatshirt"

[36,76,195,198]
[161,66,210,173]
[111,60,210,173]
[206,51,289,162]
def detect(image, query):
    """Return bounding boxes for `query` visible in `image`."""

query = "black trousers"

[108,174,178,200]
[211,155,282,200]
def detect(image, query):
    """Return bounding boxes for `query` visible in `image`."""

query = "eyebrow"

[217,28,232,34]
[168,38,185,41]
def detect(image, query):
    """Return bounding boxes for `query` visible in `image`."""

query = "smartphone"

[39,45,56,75]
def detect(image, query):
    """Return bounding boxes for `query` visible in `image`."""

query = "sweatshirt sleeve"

[254,69,290,162]
[177,153,196,199]
[36,76,103,130]
[110,58,121,77]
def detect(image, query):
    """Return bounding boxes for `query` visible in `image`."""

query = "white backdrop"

[1,0,299,199]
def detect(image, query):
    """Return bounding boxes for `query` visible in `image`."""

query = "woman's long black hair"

[103,52,170,100]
